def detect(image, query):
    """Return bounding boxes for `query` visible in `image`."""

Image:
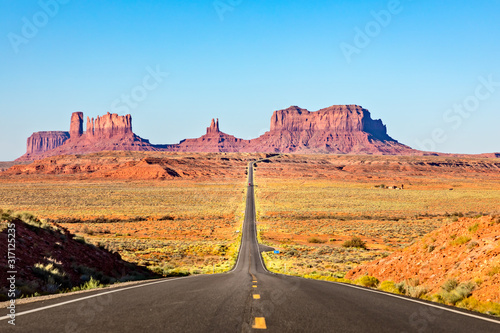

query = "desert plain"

[1,151,499,314]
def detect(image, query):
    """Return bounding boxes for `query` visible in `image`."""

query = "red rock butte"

[18,105,436,161]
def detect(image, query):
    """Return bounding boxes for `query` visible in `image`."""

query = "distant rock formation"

[248,105,412,154]
[18,112,155,161]
[26,131,70,155]
[86,113,132,139]
[18,104,476,161]
[70,112,84,138]
[206,118,220,134]
[175,118,251,153]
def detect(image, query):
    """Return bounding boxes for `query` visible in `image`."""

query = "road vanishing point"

[2,161,500,332]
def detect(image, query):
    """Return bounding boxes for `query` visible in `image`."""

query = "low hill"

[347,215,500,304]
[0,210,157,300]
[2,151,264,181]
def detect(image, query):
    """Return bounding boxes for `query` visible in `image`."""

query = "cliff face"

[269,105,390,140]
[26,131,70,155]
[70,112,84,138]
[249,105,411,154]
[86,113,132,139]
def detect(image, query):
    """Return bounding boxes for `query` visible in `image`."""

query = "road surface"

[2,161,500,332]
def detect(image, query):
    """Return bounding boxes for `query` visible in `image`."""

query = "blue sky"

[1,0,499,160]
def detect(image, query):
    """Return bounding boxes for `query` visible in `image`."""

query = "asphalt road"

[2,161,500,332]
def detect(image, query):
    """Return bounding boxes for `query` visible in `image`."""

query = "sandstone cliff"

[26,131,70,155]
[70,112,84,138]
[86,113,133,139]
[248,105,413,154]
[18,112,155,161]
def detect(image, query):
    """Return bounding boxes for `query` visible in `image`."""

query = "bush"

[71,277,103,292]
[342,237,367,249]
[457,297,500,316]
[378,281,400,294]
[396,279,428,298]
[308,237,326,244]
[356,275,379,288]
[450,236,471,246]
[439,279,475,305]
[32,262,71,292]
[468,223,480,233]
[487,266,500,277]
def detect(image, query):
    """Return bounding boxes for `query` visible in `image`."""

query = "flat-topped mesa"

[70,112,84,138]
[270,105,392,141]
[206,118,220,135]
[26,131,70,155]
[86,112,133,139]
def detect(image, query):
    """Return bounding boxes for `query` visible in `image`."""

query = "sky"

[1,0,499,160]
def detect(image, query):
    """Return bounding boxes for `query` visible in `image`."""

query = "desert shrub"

[356,275,379,288]
[466,241,479,250]
[468,223,480,233]
[378,281,400,294]
[450,236,471,246]
[396,279,428,298]
[438,279,475,305]
[342,237,366,249]
[441,278,459,292]
[71,277,103,292]
[32,263,71,291]
[457,297,500,316]
[308,237,326,244]
[74,236,86,244]
[72,264,113,284]
[487,266,500,277]
[81,225,94,235]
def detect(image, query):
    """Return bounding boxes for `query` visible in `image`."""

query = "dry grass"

[0,178,247,275]
[254,156,500,278]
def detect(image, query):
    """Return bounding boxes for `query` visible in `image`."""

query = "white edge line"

[269,272,500,325]
[324,280,500,325]
[0,276,191,321]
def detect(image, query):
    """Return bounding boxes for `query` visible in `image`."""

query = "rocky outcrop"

[26,131,70,155]
[175,119,251,153]
[17,112,155,161]
[270,105,388,138]
[248,105,413,154]
[70,112,84,138]
[86,113,133,139]
[207,118,220,134]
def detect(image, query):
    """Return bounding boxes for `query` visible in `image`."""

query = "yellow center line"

[252,317,267,329]
[252,285,257,288]
[253,294,261,299]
